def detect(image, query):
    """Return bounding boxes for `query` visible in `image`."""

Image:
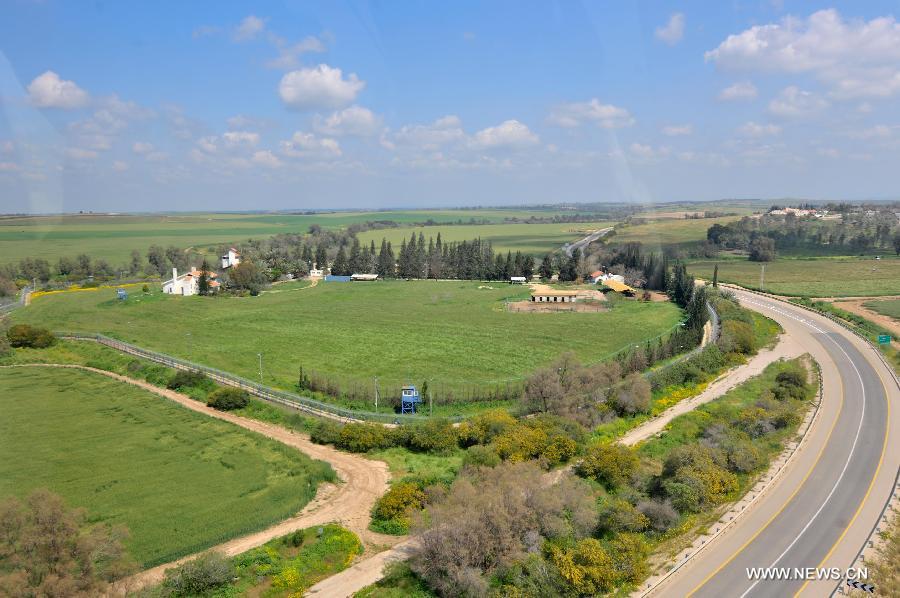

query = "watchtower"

[116,288,128,301]
[400,385,421,414]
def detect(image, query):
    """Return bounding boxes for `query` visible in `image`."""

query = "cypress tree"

[539,254,553,280]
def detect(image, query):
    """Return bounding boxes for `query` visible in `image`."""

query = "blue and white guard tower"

[400,385,421,414]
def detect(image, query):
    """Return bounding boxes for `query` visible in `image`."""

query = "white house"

[309,262,324,279]
[162,267,220,296]
[221,247,241,269]
[599,273,625,284]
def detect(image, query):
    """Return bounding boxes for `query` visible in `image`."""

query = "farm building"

[221,247,241,269]
[603,279,637,296]
[309,263,324,279]
[531,290,579,303]
[509,276,527,284]
[351,273,378,281]
[588,270,604,284]
[162,267,220,296]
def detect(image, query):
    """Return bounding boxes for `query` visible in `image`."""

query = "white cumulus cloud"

[548,99,634,129]
[471,120,539,149]
[234,15,266,41]
[390,115,465,150]
[718,81,758,101]
[738,121,781,137]
[279,65,365,111]
[252,150,283,168]
[313,106,382,137]
[706,9,900,99]
[223,131,260,148]
[768,86,828,118]
[280,132,342,159]
[27,71,89,109]
[655,13,685,45]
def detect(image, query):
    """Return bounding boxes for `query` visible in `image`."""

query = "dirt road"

[824,296,900,345]
[0,363,394,595]
[618,334,804,446]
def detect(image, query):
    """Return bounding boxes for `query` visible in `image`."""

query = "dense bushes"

[6,324,56,348]
[160,552,233,597]
[206,387,250,411]
[311,410,582,469]
[167,370,210,391]
[576,443,639,490]
[371,481,428,534]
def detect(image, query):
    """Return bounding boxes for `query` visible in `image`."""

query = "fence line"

[58,332,429,425]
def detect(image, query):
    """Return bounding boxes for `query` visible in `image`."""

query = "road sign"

[878,334,891,344]
[846,579,875,593]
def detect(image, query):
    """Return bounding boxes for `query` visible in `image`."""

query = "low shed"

[531,290,579,303]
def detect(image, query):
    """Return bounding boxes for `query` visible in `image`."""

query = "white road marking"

[736,295,868,598]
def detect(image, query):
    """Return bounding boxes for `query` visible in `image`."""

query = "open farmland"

[12,280,682,406]
[609,216,740,250]
[687,257,900,297]
[0,366,334,567]
[356,221,614,256]
[0,208,595,267]
[865,298,900,322]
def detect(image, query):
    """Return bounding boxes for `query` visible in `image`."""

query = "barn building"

[530,290,579,303]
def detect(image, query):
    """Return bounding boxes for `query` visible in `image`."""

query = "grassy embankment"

[866,298,900,321]
[0,366,334,568]
[12,280,682,414]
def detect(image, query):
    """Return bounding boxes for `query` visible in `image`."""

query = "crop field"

[12,280,683,403]
[865,298,900,321]
[687,257,900,297]
[609,216,740,249]
[0,366,334,567]
[0,208,593,266]
[356,221,614,256]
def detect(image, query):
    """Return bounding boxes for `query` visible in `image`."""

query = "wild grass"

[0,366,335,567]
[688,257,900,297]
[865,298,900,321]
[12,280,682,405]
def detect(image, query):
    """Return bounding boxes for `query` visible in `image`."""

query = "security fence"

[58,331,429,425]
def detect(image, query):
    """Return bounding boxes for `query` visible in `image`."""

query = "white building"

[162,267,220,296]
[309,262,324,279]
[221,247,241,269]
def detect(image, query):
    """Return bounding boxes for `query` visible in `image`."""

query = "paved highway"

[564,226,613,257]
[654,289,899,597]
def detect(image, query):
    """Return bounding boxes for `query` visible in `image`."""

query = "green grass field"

[356,221,614,256]
[11,280,683,403]
[609,216,740,249]
[865,298,900,321]
[686,257,900,297]
[0,366,334,567]
[0,209,600,267]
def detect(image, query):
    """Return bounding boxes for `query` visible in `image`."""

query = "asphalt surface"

[564,226,613,257]
[656,289,899,598]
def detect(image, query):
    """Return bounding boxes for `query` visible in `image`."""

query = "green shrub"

[337,423,398,453]
[167,370,211,391]
[371,481,427,535]
[462,445,501,468]
[719,320,756,355]
[161,552,233,597]
[456,409,518,447]
[575,443,638,489]
[7,324,56,348]
[401,418,458,454]
[206,387,250,411]
[598,497,649,534]
[310,420,343,445]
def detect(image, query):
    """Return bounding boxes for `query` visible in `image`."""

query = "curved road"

[654,289,899,597]
[564,226,613,257]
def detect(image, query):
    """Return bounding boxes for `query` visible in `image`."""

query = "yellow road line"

[687,330,844,596]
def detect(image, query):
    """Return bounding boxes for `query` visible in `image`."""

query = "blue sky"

[2,1,900,213]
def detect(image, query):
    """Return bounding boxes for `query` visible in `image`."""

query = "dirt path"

[822,296,900,345]
[0,363,394,595]
[617,334,804,446]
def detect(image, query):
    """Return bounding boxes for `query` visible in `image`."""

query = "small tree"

[197,259,211,296]
[206,388,249,410]
[539,254,553,280]
[712,263,719,287]
[0,489,134,595]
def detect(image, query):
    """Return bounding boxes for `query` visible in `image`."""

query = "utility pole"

[760,264,766,292]
[374,377,379,413]
[257,353,263,385]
